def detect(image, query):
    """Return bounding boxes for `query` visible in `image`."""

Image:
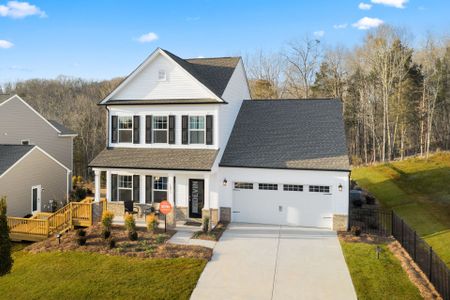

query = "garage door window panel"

[309,185,330,193]
[234,182,253,189]
[283,184,303,192]
[258,183,278,190]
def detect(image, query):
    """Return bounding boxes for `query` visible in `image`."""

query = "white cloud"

[358,2,372,10]
[371,0,408,8]
[0,40,14,48]
[333,23,348,29]
[0,1,46,19]
[352,17,384,30]
[137,32,159,43]
[313,30,325,38]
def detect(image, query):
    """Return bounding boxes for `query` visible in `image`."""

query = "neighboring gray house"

[0,94,76,216]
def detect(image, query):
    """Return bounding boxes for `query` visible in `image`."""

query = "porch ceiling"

[89,148,218,171]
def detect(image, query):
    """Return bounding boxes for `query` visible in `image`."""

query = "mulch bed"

[192,222,228,241]
[339,231,442,300]
[25,224,213,260]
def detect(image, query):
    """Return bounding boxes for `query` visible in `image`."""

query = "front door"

[189,179,204,218]
[31,185,41,213]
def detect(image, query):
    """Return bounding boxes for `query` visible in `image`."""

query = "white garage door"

[232,182,333,228]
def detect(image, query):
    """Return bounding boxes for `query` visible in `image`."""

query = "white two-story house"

[90,48,350,230]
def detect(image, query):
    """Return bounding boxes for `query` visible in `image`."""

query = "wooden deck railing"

[7,198,97,242]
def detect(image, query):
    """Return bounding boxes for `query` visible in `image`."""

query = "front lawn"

[352,152,450,266]
[0,250,206,300]
[340,239,422,300]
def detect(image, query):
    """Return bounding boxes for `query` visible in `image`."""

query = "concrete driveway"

[191,223,356,300]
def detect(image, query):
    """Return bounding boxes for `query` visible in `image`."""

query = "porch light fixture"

[223,178,228,186]
[338,184,343,192]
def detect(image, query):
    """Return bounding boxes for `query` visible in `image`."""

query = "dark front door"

[189,179,204,218]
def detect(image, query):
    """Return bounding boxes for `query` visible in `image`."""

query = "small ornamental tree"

[101,211,114,239]
[0,196,13,276]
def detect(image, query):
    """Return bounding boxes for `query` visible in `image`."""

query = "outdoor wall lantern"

[338,184,343,192]
[223,178,228,186]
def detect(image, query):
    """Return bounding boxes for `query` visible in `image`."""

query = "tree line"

[246,25,450,164]
[1,24,448,177]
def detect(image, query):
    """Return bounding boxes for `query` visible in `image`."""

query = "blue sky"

[0,0,449,84]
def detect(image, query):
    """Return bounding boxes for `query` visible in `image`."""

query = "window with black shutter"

[145,176,152,204]
[169,115,175,144]
[181,115,188,144]
[133,116,140,144]
[133,175,140,202]
[206,115,213,145]
[145,115,152,144]
[111,116,118,143]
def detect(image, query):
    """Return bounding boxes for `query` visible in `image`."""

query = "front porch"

[92,168,219,227]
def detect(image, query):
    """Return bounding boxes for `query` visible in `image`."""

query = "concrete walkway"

[191,223,356,300]
[168,225,216,249]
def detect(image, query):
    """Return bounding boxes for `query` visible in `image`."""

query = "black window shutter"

[145,176,152,204]
[133,175,140,203]
[182,115,188,144]
[145,115,152,143]
[133,116,140,144]
[111,116,118,143]
[169,115,176,144]
[206,115,213,145]
[111,174,118,201]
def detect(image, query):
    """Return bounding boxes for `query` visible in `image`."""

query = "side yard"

[352,152,450,266]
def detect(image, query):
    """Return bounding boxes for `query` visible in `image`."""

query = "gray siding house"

[0,94,76,216]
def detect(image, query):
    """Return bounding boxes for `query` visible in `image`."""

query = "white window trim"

[152,115,169,144]
[189,115,206,145]
[118,175,133,201]
[153,176,168,203]
[118,116,133,144]
[31,185,41,213]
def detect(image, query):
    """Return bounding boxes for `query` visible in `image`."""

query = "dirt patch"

[339,231,394,244]
[25,224,212,261]
[192,222,228,241]
[388,241,442,300]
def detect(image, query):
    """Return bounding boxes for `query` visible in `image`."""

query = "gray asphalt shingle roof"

[89,148,219,171]
[48,120,77,135]
[220,99,350,171]
[0,144,35,175]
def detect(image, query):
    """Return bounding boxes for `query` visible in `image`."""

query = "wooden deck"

[8,198,98,242]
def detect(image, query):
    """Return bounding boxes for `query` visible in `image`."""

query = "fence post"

[413,231,417,261]
[429,247,433,282]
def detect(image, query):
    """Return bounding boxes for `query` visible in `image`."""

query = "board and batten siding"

[0,148,69,217]
[0,97,73,170]
[112,53,214,100]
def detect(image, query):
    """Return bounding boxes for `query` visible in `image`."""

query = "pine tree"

[0,196,13,276]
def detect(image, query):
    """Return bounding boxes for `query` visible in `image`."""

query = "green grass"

[352,152,450,266]
[0,251,206,300]
[340,240,422,300]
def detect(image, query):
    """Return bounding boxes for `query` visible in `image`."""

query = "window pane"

[119,130,132,143]
[119,117,133,129]
[154,130,167,143]
[234,182,253,189]
[119,176,132,188]
[154,191,167,203]
[258,183,278,190]
[119,189,132,202]
[153,177,168,190]
[190,131,204,144]
[153,116,167,129]
[189,116,204,129]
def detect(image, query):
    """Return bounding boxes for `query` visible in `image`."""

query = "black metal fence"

[392,213,450,300]
[349,207,450,300]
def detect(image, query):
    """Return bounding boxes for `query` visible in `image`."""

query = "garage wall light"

[338,184,343,192]
[223,179,228,186]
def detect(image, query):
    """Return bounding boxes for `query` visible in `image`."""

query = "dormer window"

[158,70,167,81]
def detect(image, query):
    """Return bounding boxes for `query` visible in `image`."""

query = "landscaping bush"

[107,238,116,249]
[366,194,376,205]
[101,211,114,239]
[146,213,158,233]
[70,187,87,202]
[352,199,363,208]
[155,234,167,244]
[202,217,210,233]
[350,226,361,237]
[124,214,138,241]
[0,196,13,276]
[77,236,87,246]
[77,229,86,237]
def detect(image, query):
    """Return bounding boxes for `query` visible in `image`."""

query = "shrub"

[0,196,13,276]
[102,211,114,232]
[146,213,158,233]
[202,217,210,233]
[351,226,361,237]
[101,230,111,239]
[124,214,137,241]
[77,237,87,246]
[70,187,87,202]
[107,238,116,249]
[352,199,363,208]
[77,229,87,237]
[155,234,167,244]
[366,194,376,205]
[128,231,138,241]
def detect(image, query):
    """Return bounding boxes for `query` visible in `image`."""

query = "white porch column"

[106,170,111,201]
[94,169,101,202]
[203,175,210,209]
[168,175,175,206]
[139,175,146,204]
